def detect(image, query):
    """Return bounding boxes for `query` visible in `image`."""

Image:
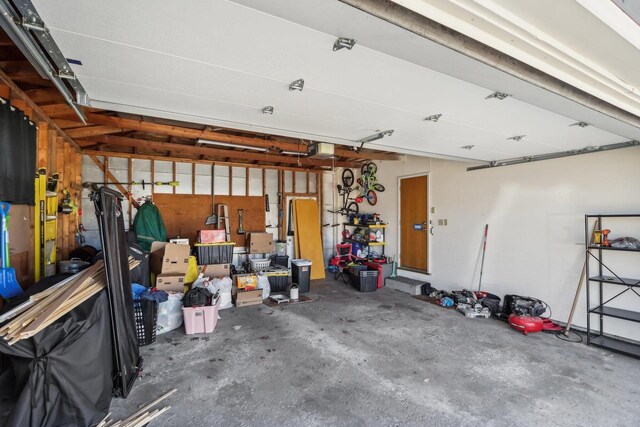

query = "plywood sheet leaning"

[292,199,325,280]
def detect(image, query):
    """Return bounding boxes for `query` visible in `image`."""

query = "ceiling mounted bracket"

[353,129,394,153]
[461,145,474,150]
[58,69,76,80]
[424,114,442,122]
[570,121,590,128]
[289,79,305,91]
[507,135,526,141]
[333,37,357,51]
[485,92,510,100]
[262,106,274,115]
[18,16,47,32]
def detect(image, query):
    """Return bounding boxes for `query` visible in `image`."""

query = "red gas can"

[508,314,543,335]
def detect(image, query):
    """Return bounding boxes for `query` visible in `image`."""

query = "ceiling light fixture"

[353,129,394,153]
[262,106,274,115]
[197,139,268,152]
[507,135,526,141]
[461,145,474,150]
[570,121,590,127]
[289,79,305,91]
[485,91,510,100]
[333,37,357,51]
[424,114,442,122]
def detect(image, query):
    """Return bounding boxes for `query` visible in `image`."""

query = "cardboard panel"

[154,194,265,247]
[292,199,325,280]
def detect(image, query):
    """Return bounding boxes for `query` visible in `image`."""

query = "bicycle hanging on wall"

[328,163,385,216]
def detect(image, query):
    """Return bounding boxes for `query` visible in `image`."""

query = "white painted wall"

[374,147,640,341]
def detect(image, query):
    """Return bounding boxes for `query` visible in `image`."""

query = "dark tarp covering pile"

[132,202,167,251]
[0,285,113,427]
[0,99,37,205]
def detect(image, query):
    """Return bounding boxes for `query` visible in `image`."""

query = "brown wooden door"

[400,175,428,272]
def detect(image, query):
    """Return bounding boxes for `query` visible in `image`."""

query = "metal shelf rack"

[585,214,640,358]
[342,223,386,259]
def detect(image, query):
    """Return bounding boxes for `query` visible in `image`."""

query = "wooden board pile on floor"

[0,258,139,345]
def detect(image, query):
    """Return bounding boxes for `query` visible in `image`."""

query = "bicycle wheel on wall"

[342,168,355,187]
[372,183,385,192]
[346,201,359,215]
[366,190,377,206]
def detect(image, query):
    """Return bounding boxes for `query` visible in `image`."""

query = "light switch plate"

[431,207,436,214]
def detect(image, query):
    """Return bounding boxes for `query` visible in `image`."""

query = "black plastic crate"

[267,273,292,293]
[348,267,379,292]
[133,299,158,347]
[272,255,289,268]
[195,243,235,264]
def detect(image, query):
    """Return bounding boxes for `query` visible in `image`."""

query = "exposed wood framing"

[0,69,80,150]
[78,135,357,168]
[88,155,140,209]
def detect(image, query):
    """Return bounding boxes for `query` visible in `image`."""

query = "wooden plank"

[10,99,32,119]
[82,149,335,172]
[37,122,49,168]
[48,130,57,172]
[66,125,122,139]
[55,137,64,263]
[24,88,64,104]
[79,135,356,168]
[55,119,87,129]
[0,84,10,98]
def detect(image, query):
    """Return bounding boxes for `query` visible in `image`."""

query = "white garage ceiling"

[31,0,637,162]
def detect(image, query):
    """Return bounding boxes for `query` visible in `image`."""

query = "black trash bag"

[183,287,213,307]
[93,243,151,288]
[0,291,113,427]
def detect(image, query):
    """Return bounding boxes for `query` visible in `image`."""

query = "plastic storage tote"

[348,267,379,292]
[182,298,220,335]
[291,259,312,293]
[194,242,235,264]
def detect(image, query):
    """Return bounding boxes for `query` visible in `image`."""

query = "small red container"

[197,229,226,244]
[508,314,543,335]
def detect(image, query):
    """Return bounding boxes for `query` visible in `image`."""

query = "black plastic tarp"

[93,187,141,397]
[0,99,37,205]
[0,288,113,427]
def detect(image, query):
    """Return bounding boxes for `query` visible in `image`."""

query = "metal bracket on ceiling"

[58,69,76,80]
[18,16,47,32]
[460,145,474,150]
[353,129,394,153]
[507,135,526,141]
[289,79,305,91]
[262,106,274,115]
[333,37,357,51]
[424,114,442,122]
[570,121,590,128]
[485,91,510,100]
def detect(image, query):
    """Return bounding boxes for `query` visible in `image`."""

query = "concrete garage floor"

[110,279,640,426]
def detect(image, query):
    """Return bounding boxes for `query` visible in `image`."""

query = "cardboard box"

[149,242,190,275]
[197,229,226,244]
[198,263,231,278]
[169,238,189,245]
[234,289,263,307]
[233,273,258,290]
[247,232,274,254]
[156,274,186,292]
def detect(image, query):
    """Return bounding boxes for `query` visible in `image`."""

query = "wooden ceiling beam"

[66,125,123,139]
[75,113,400,161]
[24,88,64,104]
[0,68,80,150]
[79,135,358,168]
[83,149,333,172]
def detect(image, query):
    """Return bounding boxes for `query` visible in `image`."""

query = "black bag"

[0,290,113,427]
[183,287,213,308]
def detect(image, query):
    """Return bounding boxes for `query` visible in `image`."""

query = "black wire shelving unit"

[585,214,640,358]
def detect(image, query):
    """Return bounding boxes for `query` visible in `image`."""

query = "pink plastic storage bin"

[182,299,220,335]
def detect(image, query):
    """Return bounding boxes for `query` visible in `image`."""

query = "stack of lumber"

[0,258,139,345]
[97,389,176,427]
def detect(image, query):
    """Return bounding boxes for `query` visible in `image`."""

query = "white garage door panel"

[32,0,633,162]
